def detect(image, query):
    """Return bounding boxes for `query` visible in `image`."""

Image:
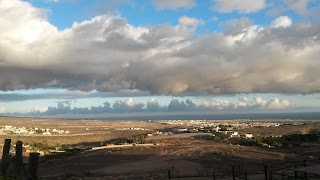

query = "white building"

[245,133,253,138]
[226,131,240,138]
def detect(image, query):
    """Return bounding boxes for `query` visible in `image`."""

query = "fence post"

[294,164,297,180]
[264,165,268,180]
[1,139,11,176]
[242,162,244,173]
[303,160,307,180]
[213,169,216,180]
[1,139,11,158]
[269,172,272,180]
[232,166,235,180]
[16,141,24,178]
[245,172,248,180]
[28,152,40,180]
[168,169,171,179]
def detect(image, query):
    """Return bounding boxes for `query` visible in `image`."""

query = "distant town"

[0,125,69,136]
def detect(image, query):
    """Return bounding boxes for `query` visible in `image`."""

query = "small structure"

[177,128,188,133]
[226,131,240,138]
[245,133,253,138]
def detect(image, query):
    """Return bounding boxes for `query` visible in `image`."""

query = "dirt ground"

[0,117,173,147]
[0,117,169,134]
[237,123,320,136]
[39,139,288,179]
[0,117,319,179]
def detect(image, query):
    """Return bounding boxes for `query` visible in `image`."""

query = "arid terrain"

[0,117,319,179]
[0,117,170,147]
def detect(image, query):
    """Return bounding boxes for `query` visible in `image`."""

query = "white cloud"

[199,99,234,110]
[266,98,292,109]
[253,97,293,109]
[254,97,267,107]
[147,98,156,104]
[271,16,292,28]
[7,97,295,115]
[238,96,250,107]
[178,16,204,32]
[0,106,5,113]
[284,0,310,15]
[43,0,59,3]
[152,0,196,10]
[179,16,203,27]
[124,98,134,106]
[33,106,49,113]
[199,97,294,110]
[0,0,320,96]
[211,0,266,13]
[112,98,145,112]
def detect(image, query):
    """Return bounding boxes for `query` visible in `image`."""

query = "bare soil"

[0,117,319,179]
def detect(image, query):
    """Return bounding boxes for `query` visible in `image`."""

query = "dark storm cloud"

[0,90,150,102]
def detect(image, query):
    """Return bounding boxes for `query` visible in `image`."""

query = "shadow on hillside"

[38,144,286,179]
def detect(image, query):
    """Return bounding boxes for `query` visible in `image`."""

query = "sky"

[0,0,320,116]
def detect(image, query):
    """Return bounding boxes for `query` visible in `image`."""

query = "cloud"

[112,98,145,112]
[284,0,310,15]
[179,16,204,27]
[0,89,150,102]
[25,97,294,115]
[90,0,132,15]
[152,0,196,10]
[254,97,267,107]
[39,98,145,115]
[271,16,292,28]
[1,0,320,96]
[178,16,204,33]
[238,96,250,108]
[211,0,266,13]
[199,97,294,110]
[43,0,59,3]
[252,97,294,109]
[146,98,161,112]
[199,99,235,110]
[0,106,5,113]
[167,99,196,111]
[32,106,49,113]
[45,101,72,115]
[266,98,293,109]
[268,0,317,16]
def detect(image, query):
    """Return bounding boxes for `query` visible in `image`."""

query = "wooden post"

[1,139,11,157]
[213,169,216,180]
[303,160,307,180]
[1,139,11,175]
[15,141,23,178]
[28,153,40,180]
[294,164,298,180]
[168,169,171,179]
[245,172,248,180]
[264,165,268,180]
[269,172,272,180]
[232,166,235,180]
[242,162,244,173]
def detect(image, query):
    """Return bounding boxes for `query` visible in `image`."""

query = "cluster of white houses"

[0,125,69,135]
[149,126,254,139]
[155,120,286,129]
